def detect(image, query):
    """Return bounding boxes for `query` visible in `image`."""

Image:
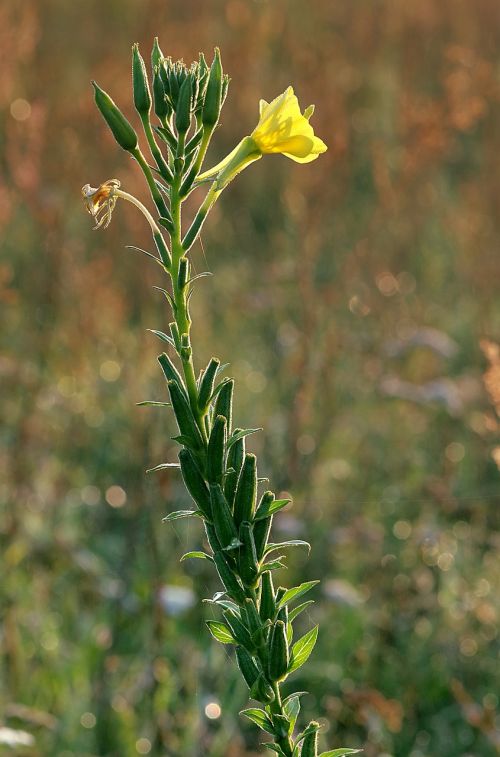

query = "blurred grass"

[1,1,499,755]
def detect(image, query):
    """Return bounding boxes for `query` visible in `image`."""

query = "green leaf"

[254,497,291,521]
[206,620,235,644]
[288,626,319,674]
[146,462,180,473]
[180,551,213,563]
[203,597,239,613]
[277,581,319,610]
[136,400,171,407]
[171,434,194,447]
[241,708,275,735]
[319,751,362,756]
[162,510,203,522]
[288,600,314,623]
[227,427,262,449]
[265,540,311,556]
[260,557,287,573]
[125,244,162,263]
[148,328,176,347]
[283,694,301,733]
[264,745,287,756]
[222,537,242,552]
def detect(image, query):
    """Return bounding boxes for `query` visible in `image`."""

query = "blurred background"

[1,1,499,755]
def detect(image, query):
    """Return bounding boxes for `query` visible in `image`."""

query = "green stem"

[141,114,173,183]
[132,147,171,219]
[169,172,207,443]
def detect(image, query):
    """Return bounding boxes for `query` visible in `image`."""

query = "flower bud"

[301,723,320,757]
[175,75,193,134]
[268,620,289,682]
[198,357,220,412]
[233,453,257,528]
[179,448,212,519]
[210,484,239,550]
[214,379,234,435]
[259,571,275,622]
[92,81,138,152]
[202,48,223,126]
[236,646,260,689]
[213,552,246,604]
[207,415,226,486]
[153,70,170,120]
[151,37,163,72]
[250,673,275,704]
[132,43,151,115]
[238,521,259,588]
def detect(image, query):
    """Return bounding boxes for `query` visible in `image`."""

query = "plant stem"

[169,169,207,442]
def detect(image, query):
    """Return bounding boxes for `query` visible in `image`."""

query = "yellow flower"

[82,179,121,229]
[251,86,327,163]
[198,87,327,188]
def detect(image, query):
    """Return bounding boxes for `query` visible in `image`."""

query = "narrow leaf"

[146,462,180,473]
[125,245,162,263]
[319,751,362,756]
[260,558,287,573]
[277,581,320,610]
[227,428,262,449]
[206,621,235,644]
[162,509,203,522]
[254,498,291,521]
[203,597,239,613]
[148,329,176,347]
[136,400,171,407]
[288,600,314,623]
[180,551,213,562]
[265,540,311,556]
[288,626,319,674]
[240,708,275,735]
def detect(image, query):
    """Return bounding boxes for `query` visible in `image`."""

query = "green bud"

[167,380,204,451]
[207,414,226,485]
[210,484,239,550]
[153,70,170,119]
[259,571,275,622]
[151,38,163,70]
[223,609,254,650]
[158,353,186,398]
[92,81,138,152]
[301,723,320,757]
[214,379,234,434]
[233,453,257,528]
[202,48,223,126]
[175,75,193,134]
[177,257,189,290]
[253,515,272,560]
[224,431,245,507]
[213,551,246,604]
[235,646,259,689]
[238,521,259,588]
[168,65,180,107]
[198,358,220,412]
[179,448,211,518]
[250,673,275,704]
[268,620,289,682]
[243,598,264,646]
[132,44,151,115]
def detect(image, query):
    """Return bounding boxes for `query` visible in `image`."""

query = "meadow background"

[1,1,499,755]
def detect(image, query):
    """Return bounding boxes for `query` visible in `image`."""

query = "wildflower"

[81,179,121,229]
[251,86,327,162]
[198,86,327,188]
